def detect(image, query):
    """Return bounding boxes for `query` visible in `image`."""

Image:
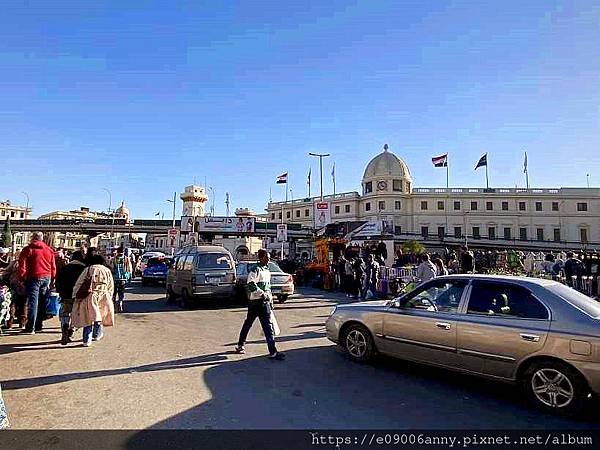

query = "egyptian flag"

[276,172,288,184]
[431,154,448,167]
[474,153,487,170]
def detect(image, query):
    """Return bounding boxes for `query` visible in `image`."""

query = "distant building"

[0,200,32,251]
[266,145,600,250]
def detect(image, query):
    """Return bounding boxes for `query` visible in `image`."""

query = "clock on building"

[377,181,388,191]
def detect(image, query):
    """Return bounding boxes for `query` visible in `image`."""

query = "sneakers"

[83,341,91,347]
[268,352,286,361]
[235,345,246,354]
[92,333,104,342]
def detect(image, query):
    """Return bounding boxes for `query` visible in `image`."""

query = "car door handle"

[520,333,540,342]
[436,322,451,330]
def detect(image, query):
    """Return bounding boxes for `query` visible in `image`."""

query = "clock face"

[377,181,388,191]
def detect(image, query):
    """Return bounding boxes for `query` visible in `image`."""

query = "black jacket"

[55,260,86,300]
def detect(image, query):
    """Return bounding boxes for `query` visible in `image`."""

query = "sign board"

[168,228,178,238]
[313,201,331,229]
[180,216,255,233]
[276,224,288,242]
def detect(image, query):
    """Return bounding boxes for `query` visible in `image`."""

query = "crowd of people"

[0,233,137,347]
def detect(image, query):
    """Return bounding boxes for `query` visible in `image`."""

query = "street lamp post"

[208,187,216,216]
[166,192,177,255]
[21,192,30,216]
[308,152,330,201]
[102,188,113,251]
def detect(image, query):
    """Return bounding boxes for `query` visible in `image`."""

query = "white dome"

[363,145,411,180]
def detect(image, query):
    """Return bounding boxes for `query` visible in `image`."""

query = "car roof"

[436,274,556,288]
[177,245,233,255]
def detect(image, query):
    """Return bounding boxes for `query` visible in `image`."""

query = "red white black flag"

[276,172,288,184]
[431,154,448,167]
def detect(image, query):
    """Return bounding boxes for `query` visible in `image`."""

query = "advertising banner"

[313,201,331,229]
[180,216,255,233]
[276,224,288,242]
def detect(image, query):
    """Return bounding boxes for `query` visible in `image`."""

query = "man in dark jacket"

[18,232,56,333]
[55,250,86,345]
[564,252,584,287]
[460,246,475,274]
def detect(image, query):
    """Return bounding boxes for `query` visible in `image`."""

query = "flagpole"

[525,152,530,190]
[332,164,336,198]
[485,160,489,189]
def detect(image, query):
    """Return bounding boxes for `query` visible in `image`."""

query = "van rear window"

[195,253,233,269]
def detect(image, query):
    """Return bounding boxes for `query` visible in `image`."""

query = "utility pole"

[308,152,330,201]
[225,192,230,217]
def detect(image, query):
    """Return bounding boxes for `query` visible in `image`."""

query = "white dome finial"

[383,144,389,152]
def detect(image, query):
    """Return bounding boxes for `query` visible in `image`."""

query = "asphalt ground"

[1,281,599,430]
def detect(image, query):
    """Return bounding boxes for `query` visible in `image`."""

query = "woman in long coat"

[71,254,115,347]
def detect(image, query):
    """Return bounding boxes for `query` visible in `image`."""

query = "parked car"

[235,260,295,303]
[166,246,236,308]
[326,274,600,415]
[136,251,166,277]
[142,257,172,286]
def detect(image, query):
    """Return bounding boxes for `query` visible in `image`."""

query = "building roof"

[363,145,412,180]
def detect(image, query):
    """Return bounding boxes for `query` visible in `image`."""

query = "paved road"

[1,281,599,429]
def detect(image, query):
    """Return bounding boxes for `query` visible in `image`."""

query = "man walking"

[236,249,285,360]
[18,232,56,334]
[416,253,437,283]
[363,254,380,299]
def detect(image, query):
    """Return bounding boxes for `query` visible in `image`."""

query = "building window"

[394,225,402,235]
[470,201,478,211]
[504,227,511,240]
[20,212,24,218]
[364,182,373,194]
[278,212,282,220]
[296,210,300,218]
[365,202,371,212]
[305,209,310,217]
[486,202,493,211]
[453,201,461,211]
[488,227,496,239]
[437,201,444,210]
[286,211,291,219]
[552,202,559,212]
[472,227,480,239]
[519,202,526,211]
[535,202,542,212]
[536,228,544,241]
[394,201,401,210]
[437,227,445,239]
[378,201,386,211]
[393,179,403,192]
[454,226,462,238]
[519,227,527,241]
[421,226,429,238]
[334,205,340,214]
[553,228,561,242]
[502,201,509,211]
[10,211,15,218]
[345,205,350,213]
[577,202,588,212]
[580,228,588,243]
[421,201,428,211]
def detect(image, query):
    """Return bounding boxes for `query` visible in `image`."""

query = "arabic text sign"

[194,216,256,233]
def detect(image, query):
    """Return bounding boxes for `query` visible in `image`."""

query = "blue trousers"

[25,277,50,332]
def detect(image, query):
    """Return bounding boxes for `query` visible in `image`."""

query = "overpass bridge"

[9,219,314,239]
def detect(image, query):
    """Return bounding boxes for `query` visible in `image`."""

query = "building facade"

[0,200,32,251]
[266,145,600,249]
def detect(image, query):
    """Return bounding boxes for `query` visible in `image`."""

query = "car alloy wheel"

[531,368,574,409]
[346,329,367,358]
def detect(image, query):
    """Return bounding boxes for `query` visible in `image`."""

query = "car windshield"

[268,262,283,273]
[147,258,169,267]
[195,253,233,269]
[548,283,600,318]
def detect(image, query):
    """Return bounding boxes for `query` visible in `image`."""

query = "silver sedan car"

[326,274,600,415]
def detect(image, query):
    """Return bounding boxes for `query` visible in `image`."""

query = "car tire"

[277,295,288,303]
[342,324,376,364]
[180,289,193,309]
[522,360,589,416]
[165,286,177,304]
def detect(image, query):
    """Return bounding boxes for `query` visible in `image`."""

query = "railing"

[412,187,598,195]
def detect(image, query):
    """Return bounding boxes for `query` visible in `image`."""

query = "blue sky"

[1,0,599,218]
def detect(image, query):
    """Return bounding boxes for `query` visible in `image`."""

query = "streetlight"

[308,152,330,201]
[587,173,590,188]
[102,188,112,214]
[166,192,177,227]
[208,187,216,216]
[102,188,114,251]
[21,191,30,216]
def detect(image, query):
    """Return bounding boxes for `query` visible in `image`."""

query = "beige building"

[267,145,600,249]
[1,200,32,251]
[38,204,134,252]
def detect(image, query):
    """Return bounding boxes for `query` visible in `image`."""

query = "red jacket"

[18,240,56,281]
